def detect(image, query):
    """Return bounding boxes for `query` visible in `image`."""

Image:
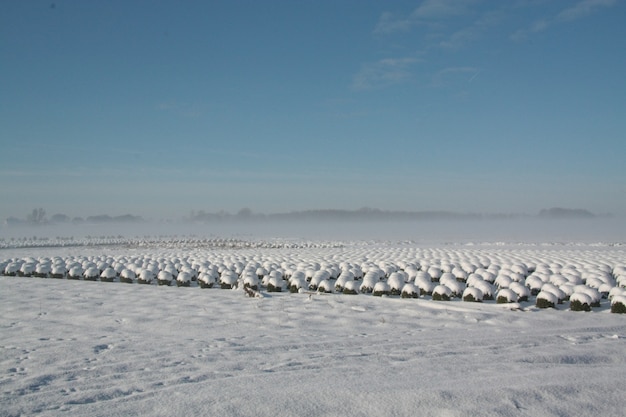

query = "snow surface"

[1,243,626,417]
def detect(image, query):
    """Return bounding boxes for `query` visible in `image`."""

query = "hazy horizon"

[2,1,625,221]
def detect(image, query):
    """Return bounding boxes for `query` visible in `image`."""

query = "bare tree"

[27,208,46,225]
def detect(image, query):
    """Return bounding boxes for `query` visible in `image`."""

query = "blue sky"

[1,0,625,220]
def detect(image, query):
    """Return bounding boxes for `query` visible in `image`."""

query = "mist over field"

[3,215,625,245]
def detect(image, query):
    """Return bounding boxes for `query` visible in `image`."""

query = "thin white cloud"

[556,0,617,22]
[412,0,477,19]
[432,66,480,87]
[511,0,617,41]
[373,12,412,34]
[351,58,419,91]
[374,0,480,35]
[510,18,550,41]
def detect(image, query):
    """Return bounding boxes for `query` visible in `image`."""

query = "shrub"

[34,263,51,278]
[19,263,36,277]
[50,265,66,279]
[610,296,626,314]
[414,275,435,296]
[317,279,333,293]
[432,285,452,301]
[68,266,83,280]
[447,280,466,298]
[3,262,20,276]
[536,291,557,309]
[496,288,518,304]
[198,274,216,288]
[157,271,173,286]
[372,281,390,297]
[176,271,192,287]
[359,273,378,294]
[401,283,419,299]
[220,270,239,289]
[120,268,136,284]
[525,275,546,295]
[289,277,305,293]
[508,282,530,302]
[462,287,483,302]
[100,267,117,282]
[137,269,154,285]
[569,292,592,312]
[572,285,601,307]
[83,267,99,281]
[242,273,259,291]
[342,281,359,295]
[267,276,283,292]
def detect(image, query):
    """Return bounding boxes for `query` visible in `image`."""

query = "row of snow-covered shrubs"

[2,252,625,312]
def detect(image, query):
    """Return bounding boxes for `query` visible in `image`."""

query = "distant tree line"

[4,208,144,226]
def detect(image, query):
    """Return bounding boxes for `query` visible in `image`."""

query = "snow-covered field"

[2,238,625,417]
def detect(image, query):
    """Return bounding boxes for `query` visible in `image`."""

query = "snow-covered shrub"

[427,266,442,282]
[68,266,83,280]
[465,274,483,288]
[318,279,333,293]
[220,270,239,289]
[526,275,546,295]
[447,280,466,298]
[83,266,99,281]
[451,267,468,282]
[494,274,513,289]
[569,292,592,312]
[549,274,569,287]
[477,270,496,283]
[288,274,306,293]
[414,275,436,296]
[343,280,359,295]
[198,272,217,288]
[510,264,528,277]
[372,281,390,297]
[335,273,354,293]
[19,262,36,277]
[496,289,518,304]
[462,287,483,302]
[256,267,268,280]
[608,287,625,301]
[304,271,329,291]
[50,265,66,279]
[120,268,136,284]
[508,282,530,302]
[4,262,21,276]
[156,270,172,286]
[540,283,566,304]
[597,283,612,299]
[34,263,51,278]
[138,269,154,285]
[536,290,558,309]
[439,273,457,288]
[611,296,626,314]
[401,283,419,299]
[100,267,117,282]
[432,285,452,301]
[180,266,197,281]
[359,272,379,294]
[558,283,575,301]
[310,270,332,291]
[242,272,259,291]
[267,275,284,292]
[388,272,406,295]
[572,285,601,307]
[176,271,192,287]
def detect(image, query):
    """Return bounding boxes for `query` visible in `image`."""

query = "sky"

[1,0,625,221]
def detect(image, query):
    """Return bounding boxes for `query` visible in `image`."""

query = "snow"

[1,241,626,416]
